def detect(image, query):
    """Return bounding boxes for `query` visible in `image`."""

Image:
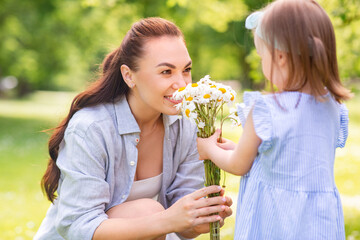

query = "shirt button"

[130,161,135,166]
[121,195,126,199]
[135,138,140,143]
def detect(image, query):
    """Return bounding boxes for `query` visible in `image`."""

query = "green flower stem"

[198,125,221,240]
[194,100,237,240]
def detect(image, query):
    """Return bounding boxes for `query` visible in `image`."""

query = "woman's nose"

[172,74,189,89]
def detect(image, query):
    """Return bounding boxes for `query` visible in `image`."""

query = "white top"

[126,173,163,202]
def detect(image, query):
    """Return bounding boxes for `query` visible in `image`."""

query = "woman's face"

[128,36,192,116]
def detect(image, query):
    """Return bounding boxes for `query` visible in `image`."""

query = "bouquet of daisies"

[173,75,239,240]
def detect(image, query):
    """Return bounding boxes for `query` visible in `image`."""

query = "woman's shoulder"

[66,103,115,137]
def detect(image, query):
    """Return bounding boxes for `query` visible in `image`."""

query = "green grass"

[0,91,359,240]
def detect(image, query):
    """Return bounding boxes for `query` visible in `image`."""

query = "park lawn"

[0,91,359,240]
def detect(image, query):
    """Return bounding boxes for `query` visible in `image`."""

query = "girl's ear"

[275,50,288,67]
[120,64,135,88]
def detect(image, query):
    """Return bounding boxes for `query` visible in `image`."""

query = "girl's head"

[42,17,188,202]
[246,0,352,102]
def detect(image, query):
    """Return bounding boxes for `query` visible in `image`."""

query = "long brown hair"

[261,0,352,102]
[41,17,184,202]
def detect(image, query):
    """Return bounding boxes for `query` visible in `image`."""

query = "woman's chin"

[162,106,181,116]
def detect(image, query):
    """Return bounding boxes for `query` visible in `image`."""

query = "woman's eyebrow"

[184,61,192,68]
[156,60,192,69]
[156,63,176,68]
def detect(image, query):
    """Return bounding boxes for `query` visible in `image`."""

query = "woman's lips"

[164,95,182,104]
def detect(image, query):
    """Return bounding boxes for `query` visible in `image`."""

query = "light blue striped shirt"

[34,96,204,240]
[235,91,348,240]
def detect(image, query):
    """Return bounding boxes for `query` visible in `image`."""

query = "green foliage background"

[0,0,360,239]
[1,0,359,95]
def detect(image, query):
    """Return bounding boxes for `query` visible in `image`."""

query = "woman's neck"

[126,93,162,131]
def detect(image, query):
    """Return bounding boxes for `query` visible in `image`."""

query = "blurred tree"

[319,0,360,83]
[0,0,141,95]
[0,0,358,96]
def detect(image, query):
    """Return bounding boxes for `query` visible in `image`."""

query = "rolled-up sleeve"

[55,122,110,239]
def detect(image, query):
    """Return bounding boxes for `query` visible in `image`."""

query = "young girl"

[197,0,353,239]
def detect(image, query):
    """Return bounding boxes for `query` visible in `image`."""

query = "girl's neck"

[278,81,327,96]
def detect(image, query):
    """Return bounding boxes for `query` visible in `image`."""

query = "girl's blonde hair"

[261,0,352,102]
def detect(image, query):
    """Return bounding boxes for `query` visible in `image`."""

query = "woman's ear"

[120,64,135,88]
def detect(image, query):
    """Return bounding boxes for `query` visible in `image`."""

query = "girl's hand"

[217,137,236,150]
[165,185,228,234]
[197,129,222,160]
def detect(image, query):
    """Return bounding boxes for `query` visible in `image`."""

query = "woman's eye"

[161,70,171,74]
[184,67,192,73]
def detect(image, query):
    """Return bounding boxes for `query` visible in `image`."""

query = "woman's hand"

[218,188,233,223]
[165,186,226,233]
[186,188,233,235]
[165,186,233,238]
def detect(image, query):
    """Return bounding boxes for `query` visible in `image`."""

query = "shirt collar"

[114,96,179,135]
[162,113,179,127]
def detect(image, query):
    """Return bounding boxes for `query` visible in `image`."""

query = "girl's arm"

[197,109,261,176]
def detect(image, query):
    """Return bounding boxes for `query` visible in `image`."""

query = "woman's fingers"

[218,216,225,227]
[219,205,233,219]
[223,195,233,207]
[192,214,222,226]
[218,189,233,207]
[193,195,226,209]
[219,188,225,196]
[172,186,233,231]
[191,185,222,200]
[193,204,226,218]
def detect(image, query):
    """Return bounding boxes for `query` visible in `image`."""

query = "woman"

[34,17,232,240]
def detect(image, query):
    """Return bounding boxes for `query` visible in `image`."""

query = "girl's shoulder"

[241,91,281,109]
[237,91,273,152]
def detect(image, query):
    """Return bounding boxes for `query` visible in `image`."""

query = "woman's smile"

[164,94,182,104]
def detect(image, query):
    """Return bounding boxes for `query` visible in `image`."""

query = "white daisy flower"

[198,121,205,129]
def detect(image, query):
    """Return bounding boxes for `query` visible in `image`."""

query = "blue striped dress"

[235,91,348,240]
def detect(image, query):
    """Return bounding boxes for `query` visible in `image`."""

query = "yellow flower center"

[210,85,217,88]
[178,87,186,92]
[191,83,198,87]
[203,94,211,99]
[186,96,193,101]
[217,98,223,102]
[219,88,226,94]
[230,93,234,101]
[185,109,190,117]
